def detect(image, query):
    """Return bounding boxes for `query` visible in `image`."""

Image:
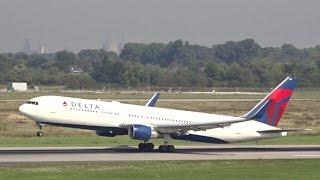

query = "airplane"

[18,77,304,152]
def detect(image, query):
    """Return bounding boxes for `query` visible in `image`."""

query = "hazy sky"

[0,0,319,52]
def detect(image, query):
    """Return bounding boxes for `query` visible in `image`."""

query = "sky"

[0,0,320,53]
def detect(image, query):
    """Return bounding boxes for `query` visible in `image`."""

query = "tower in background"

[39,46,45,54]
[102,38,121,54]
[23,39,32,54]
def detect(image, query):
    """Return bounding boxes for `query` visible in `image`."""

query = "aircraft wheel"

[138,143,145,151]
[138,143,154,152]
[159,145,165,152]
[37,131,44,137]
[167,145,175,152]
[159,145,175,152]
[147,143,154,150]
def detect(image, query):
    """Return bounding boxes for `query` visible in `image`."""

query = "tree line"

[1,39,320,89]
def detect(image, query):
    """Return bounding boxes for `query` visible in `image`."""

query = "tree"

[0,55,12,82]
[214,39,261,62]
[92,56,125,85]
[63,73,96,89]
[205,62,223,81]
[55,50,77,72]
[120,43,146,62]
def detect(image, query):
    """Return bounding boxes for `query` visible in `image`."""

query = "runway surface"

[0,145,320,163]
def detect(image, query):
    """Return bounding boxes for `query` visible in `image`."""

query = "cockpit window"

[26,101,39,105]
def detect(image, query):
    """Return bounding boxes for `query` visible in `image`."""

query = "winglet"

[145,92,160,107]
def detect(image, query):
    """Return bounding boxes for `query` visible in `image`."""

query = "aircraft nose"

[18,104,27,114]
[19,104,34,116]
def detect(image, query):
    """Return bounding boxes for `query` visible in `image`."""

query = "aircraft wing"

[119,117,248,134]
[152,117,248,133]
[145,92,160,107]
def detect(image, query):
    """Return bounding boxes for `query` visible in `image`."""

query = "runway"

[0,145,320,163]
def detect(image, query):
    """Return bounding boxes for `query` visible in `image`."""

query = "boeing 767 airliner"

[19,77,304,152]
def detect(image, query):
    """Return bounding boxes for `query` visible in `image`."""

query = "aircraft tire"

[159,145,175,153]
[167,145,175,152]
[37,131,44,137]
[138,143,154,152]
[147,143,154,150]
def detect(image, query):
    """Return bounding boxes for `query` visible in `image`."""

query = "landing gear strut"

[36,122,44,137]
[138,142,154,152]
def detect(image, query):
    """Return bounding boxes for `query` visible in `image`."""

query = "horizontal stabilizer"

[257,129,312,133]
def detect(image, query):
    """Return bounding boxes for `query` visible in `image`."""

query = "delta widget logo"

[63,101,68,107]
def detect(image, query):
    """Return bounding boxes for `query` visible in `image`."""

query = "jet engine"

[128,125,159,141]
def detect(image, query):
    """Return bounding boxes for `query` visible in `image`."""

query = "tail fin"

[242,77,298,127]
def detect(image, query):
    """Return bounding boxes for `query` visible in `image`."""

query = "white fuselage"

[19,96,286,143]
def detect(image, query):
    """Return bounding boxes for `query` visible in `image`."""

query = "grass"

[0,160,319,180]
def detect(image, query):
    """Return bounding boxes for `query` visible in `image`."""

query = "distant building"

[7,82,28,92]
[23,39,32,54]
[103,39,124,54]
[70,67,83,74]
[39,46,45,54]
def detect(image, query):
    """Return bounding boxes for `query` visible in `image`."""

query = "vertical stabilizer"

[242,77,297,127]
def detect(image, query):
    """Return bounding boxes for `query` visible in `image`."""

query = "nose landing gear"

[36,131,44,137]
[36,122,44,137]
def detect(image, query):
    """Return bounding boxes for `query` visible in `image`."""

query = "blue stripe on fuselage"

[171,134,228,144]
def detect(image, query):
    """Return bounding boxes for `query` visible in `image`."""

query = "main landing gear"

[159,144,175,153]
[138,135,175,152]
[36,122,44,137]
[138,143,154,152]
[137,143,175,152]
[159,134,175,152]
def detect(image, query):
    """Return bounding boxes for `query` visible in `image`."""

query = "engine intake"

[129,125,159,141]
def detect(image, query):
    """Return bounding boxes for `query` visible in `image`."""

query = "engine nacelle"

[129,125,159,141]
[96,128,128,137]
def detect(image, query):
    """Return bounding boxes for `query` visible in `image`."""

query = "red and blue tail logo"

[242,77,297,127]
